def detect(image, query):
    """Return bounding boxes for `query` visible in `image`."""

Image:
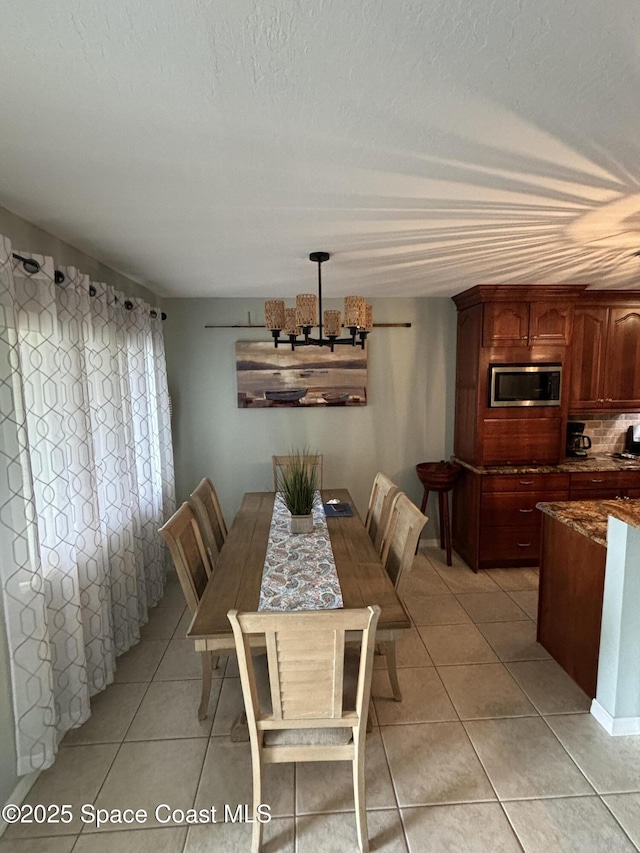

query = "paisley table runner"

[258,493,344,611]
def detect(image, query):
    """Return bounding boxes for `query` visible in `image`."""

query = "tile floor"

[2,546,640,852]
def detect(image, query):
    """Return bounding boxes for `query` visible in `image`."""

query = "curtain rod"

[204,323,412,328]
[11,253,166,320]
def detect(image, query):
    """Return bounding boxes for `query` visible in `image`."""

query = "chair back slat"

[190,478,227,566]
[228,607,379,730]
[272,454,324,491]
[365,472,399,555]
[380,492,428,588]
[159,502,212,613]
[265,630,283,721]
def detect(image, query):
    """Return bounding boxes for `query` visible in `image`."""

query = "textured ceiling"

[1,0,640,297]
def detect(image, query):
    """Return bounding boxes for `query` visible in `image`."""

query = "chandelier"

[264,252,373,351]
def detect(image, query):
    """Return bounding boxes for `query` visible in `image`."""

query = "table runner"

[258,493,344,611]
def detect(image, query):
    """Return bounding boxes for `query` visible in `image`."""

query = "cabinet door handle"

[590,478,605,483]
[519,480,535,485]
[606,398,613,402]
[517,542,532,547]
[519,508,534,513]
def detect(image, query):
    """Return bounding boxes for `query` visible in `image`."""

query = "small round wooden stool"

[415,461,461,566]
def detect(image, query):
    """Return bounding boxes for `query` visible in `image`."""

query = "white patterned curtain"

[0,236,175,774]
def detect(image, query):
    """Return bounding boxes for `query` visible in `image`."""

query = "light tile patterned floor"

[2,546,640,852]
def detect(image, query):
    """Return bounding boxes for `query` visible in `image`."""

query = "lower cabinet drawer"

[479,526,541,567]
[570,472,621,491]
[618,472,640,489]
[570,488,623,501]
[480,491,567,527]
[483,473,570,493]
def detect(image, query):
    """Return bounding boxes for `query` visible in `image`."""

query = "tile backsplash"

[570,413,640,453]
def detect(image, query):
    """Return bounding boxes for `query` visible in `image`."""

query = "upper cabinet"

[568,307,608,408]
[451,285,640,467]
[569,303,640,412]
[529,302,574,346]
[606,308,640,407]
[482,300,573,347]
[482,301,529,346]
[452,286,586,467]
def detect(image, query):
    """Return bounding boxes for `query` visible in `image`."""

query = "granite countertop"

[454,454,640,476]
[536,499,640,547]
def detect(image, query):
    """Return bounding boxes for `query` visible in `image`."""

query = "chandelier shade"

[283,307,298,336]
[344,295,365,328]
[323,309,342,337]
[295,293,318,327]
[263,252,372,350]
[264,300,285,331]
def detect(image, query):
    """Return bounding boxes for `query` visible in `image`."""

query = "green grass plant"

[277,449,319,516]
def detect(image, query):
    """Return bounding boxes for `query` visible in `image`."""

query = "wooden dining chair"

[272,453,323,490]
[378,492,428,701]
[228,605,380,853]
[364,472,399,556]
[159,502,217,720]
[190,477,228,567]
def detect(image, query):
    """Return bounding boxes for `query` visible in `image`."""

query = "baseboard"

[591,700,640,736]
[419,537,441,549]
[0,770,41,836]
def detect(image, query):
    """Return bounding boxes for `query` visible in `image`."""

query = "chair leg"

[251,751,264,853]
[366,700,374,733]
[230,710,250,743]
[382,640,402,702]
[198,651,213,720]
[352,732,369,853]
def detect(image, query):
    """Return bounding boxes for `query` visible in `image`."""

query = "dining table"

[188,488,411,733]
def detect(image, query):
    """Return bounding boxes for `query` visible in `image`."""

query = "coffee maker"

[566,422,592,458]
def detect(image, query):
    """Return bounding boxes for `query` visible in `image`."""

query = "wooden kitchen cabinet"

[452,468,570,571]
[451,284,640,571]
[569,471,640,500]
[482,300,572,347]
[605,308,640,408]
[481,418,563,465]
[452,466,640,571]
[569,303,640,412]
[452,286,586,467]
[568,306,607,408]
[482,301,529,346]
[529,301,573,346]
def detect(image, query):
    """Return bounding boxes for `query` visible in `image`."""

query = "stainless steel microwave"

[489,364,562,408]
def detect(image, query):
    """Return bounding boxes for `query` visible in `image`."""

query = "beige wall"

[163,296,457,531]
[0,204,158,303]
[0,205,158,807]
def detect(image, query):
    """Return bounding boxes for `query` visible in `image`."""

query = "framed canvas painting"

[236,342,367,408]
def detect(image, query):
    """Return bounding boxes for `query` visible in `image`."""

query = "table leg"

[420,487,429,515]
[382,640,402,702]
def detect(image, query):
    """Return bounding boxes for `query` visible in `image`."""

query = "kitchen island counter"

[536,498,640,697]
[536,499,640,547]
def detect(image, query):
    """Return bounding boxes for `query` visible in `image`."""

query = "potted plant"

[277,450,319,534]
